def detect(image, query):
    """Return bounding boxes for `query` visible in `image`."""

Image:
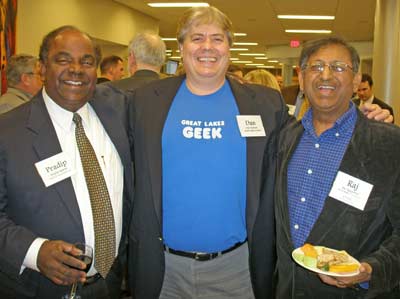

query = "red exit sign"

[290,40,300,48]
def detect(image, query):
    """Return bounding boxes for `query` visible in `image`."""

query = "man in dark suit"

[275,37,400,298]
[0,26,133,299]
[108,32,166,92]
[127,6,289,299]
[354,73,394,122]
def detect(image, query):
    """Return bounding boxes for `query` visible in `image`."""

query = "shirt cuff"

[20,238,48,274]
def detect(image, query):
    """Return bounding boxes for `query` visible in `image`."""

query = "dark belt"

[164,240,246,261]
[83,273,102,286]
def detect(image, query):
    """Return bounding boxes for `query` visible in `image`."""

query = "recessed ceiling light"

[285,29,332,34]
[162,38,177,41]
[230,58,239,60]
[254,57,268,60]
[169,56,181,59]
[267,60,279,63]
[234,33,247,36]
[246,63,264,66]
[233,42,258,46]
[239,53,265,56]
[278,15,335,20]
[148,2,209,7]
[230,48,249,51]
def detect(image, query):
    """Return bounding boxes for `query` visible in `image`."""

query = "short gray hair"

[6,54,39,87]
[299,37,360,73]
[128,32,166,67]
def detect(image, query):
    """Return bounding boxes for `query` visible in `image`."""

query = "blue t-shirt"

[162,80,247,252]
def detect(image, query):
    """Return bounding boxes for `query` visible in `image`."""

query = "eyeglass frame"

[301,61,354,74]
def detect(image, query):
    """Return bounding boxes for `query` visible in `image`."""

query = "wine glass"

[62,243,93,299]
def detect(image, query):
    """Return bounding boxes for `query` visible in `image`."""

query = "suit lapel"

[27,95,83,229]
[228,78,265,232]
[307,113,371,244]
[147,76,185,226]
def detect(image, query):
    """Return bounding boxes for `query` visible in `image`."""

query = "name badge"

[35,152,75,187]
[236,115,266,137]
[329,171,373,211]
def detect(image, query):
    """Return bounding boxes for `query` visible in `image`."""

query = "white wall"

[17,0,159,56]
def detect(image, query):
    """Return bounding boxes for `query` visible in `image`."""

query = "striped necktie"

[73,113,116,278]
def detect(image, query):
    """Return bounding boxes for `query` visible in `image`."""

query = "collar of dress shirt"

[42,88,91,133]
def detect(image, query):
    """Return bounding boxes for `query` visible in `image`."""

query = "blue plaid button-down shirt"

[287,102,357,249]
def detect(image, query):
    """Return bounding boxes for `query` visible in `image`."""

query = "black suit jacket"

[275,110,400,298]
[107,69,161,92]
[127,76,290,299]
[0,85,133,298]
[353,97,394,122]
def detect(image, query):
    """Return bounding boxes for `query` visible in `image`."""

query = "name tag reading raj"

[236,115,266,137]
[35,152,75,187]
[329,171,373,211]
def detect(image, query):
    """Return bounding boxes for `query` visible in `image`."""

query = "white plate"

[292,246,361,277]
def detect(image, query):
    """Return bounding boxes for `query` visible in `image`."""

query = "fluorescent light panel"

[162,37,177,41]
[148,2,209,7]
[254,57,268,60]
[246,63,264,66]
[278,15,335,20]
[169,56,181,59]
[230,48,248,51]
[285,29,332,34]
[257,65,275,69]
[233,42,258,46]
[234,33,247,36]
[239,53,265,56]
[230,58,239,60]
[232,61,253,64]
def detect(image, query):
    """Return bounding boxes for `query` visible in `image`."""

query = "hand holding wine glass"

[37,240,88,286]
[62,243,93,299]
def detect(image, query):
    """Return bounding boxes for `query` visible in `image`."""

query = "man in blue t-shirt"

[127,6,289,299]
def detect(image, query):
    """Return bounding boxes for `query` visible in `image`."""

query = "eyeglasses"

[302,61,353,73]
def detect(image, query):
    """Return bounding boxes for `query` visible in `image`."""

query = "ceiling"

[114,0,376,68]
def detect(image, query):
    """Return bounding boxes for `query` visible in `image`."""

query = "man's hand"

[318,262,372,289]
[37,240,87,286]
[361,103,393,123]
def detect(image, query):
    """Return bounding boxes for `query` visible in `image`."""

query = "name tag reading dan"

[35,152,75,187]
[329,171,373,211]
[236,115,266,137]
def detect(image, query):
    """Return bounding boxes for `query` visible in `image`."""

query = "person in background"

[127,6,288,299]
[0,54,43,114]
[227,64,244,78]
[275,36,400,298]
[108,32,166,92]
[97,55,124,83]
[354,73,394,122]
[275,74,284,89]
[0,25,133,299]
[244,69,281,91]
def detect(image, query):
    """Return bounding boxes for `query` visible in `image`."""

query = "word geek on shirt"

[181,119,225,140]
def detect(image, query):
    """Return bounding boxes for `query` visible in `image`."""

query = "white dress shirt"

[22,88,123,276]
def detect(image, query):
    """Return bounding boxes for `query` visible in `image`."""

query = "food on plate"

[299,243,359,273]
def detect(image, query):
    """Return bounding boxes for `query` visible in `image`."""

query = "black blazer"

[107,69,161,92]
[275,110,400,298]
[127,76,290,299]
[0,85,133,298]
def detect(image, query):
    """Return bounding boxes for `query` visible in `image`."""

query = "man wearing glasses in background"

[274,37,400,298]
[0,54,43,114]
